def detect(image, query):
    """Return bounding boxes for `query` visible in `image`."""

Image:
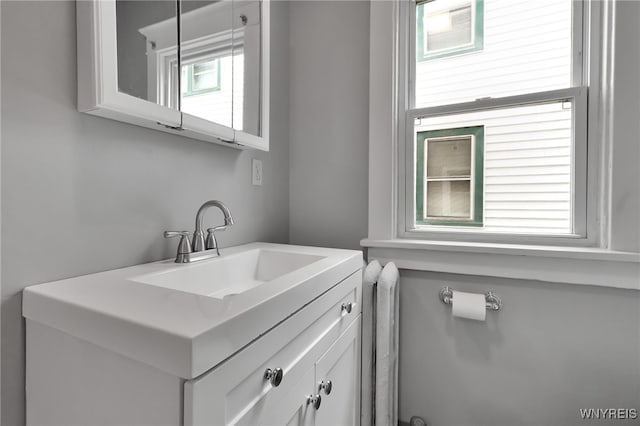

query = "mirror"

[180,0,235,128]
[115,1,179,109]
[232,0,263,137]
[80,0,268,149]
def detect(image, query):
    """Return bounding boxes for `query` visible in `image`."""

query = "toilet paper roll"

[452,290,486,321]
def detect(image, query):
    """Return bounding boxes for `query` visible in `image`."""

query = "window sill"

[360,238,640,290]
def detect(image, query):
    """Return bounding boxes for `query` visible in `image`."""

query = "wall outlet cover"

[252,159,263,186]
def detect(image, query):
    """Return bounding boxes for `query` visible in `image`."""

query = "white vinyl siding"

[415,101,572,234]
[415,0,572,108]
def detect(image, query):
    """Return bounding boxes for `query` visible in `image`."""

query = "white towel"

[375,262,400,426]
[361,260,382,426]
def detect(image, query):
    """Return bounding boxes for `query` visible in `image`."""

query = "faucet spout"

[193,200,234,252]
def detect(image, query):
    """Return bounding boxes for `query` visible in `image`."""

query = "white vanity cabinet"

[24,243,363,426]
[185,272,361,426]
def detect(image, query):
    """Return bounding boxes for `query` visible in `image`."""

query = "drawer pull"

[264,367,284,387]
[319,380,332,395]
[307,394,322,410]
[341,302,353,314]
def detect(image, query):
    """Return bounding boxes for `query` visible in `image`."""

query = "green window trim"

[416,125,484,227]
[182,59,222,97]
[417,0,484,62]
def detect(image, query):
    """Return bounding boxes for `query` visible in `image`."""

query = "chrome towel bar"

[439,286,503,311]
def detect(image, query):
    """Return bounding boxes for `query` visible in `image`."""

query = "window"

[181,59,221,97]
[405,0,587,238]
[417,0,483,60]
[416,126,484,226]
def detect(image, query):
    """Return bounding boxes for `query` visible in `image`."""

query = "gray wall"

[394,3,640,423]
[287,2,640,426]
[610,0,640,252]
[0,1,290,425]
[399,271,640,426]
[288,1,369,251]
[2,1,638,426]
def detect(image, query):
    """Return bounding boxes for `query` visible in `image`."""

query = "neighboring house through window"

[416,126,484,226]
[181,59,222,97]
[406,0,584,237]
[417,0,484,61]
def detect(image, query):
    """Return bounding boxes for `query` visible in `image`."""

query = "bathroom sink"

[22,242,362,378]
[132,248,325,299]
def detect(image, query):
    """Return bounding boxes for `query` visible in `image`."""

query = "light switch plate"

[252,159,263,186]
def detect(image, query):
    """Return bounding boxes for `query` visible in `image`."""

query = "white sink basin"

[22,242,362,379]
[132,249,325,299]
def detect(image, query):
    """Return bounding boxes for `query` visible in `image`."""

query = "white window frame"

[396,0,604,246]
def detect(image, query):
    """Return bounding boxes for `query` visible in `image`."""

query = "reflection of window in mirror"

[177,51,244,129]
[138,1,246,130]
[182,60,221,96]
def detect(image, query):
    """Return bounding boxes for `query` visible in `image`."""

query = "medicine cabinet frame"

[76,0,270,151]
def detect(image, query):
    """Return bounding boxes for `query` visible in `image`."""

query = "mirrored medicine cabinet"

[77,0,269,151]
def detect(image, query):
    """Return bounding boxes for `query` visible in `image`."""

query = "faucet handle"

[164,231,190,239]
[164,231,192,263]
[206,226,228,234]
[205,227,227,253]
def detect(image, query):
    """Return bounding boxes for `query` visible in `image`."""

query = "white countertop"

[23,243,363,379]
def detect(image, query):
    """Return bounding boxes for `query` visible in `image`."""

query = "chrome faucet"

[192,200,235,255]
[164,200,234,263]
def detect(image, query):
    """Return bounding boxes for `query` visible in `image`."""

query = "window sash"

[408,0,585,110]
[404,87,588,239]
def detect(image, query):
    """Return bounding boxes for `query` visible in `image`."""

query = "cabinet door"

[178,0,269,150]
[314,316,361,426]
[231,0,269,151]
[235,365,316,426]
[77,0,182,128]
[178,0,236,142]
[228,365,313,426]
[184,274,361,426]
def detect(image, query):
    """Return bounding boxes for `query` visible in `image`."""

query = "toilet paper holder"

[439,286,503,311]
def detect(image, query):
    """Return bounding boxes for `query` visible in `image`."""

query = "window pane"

[193,62,214,75]
[193,71,215,91]
[425,3,472,52]
[427,137,472,177]
[426,180,471,218]
[192,60,219,91]
[415,0,573,108]
[416,100,573,234]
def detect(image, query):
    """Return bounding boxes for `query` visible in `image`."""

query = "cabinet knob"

[264,367,283,387]
[341,302,353,314]
[307,394,322,410]
[319,380,333,395]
